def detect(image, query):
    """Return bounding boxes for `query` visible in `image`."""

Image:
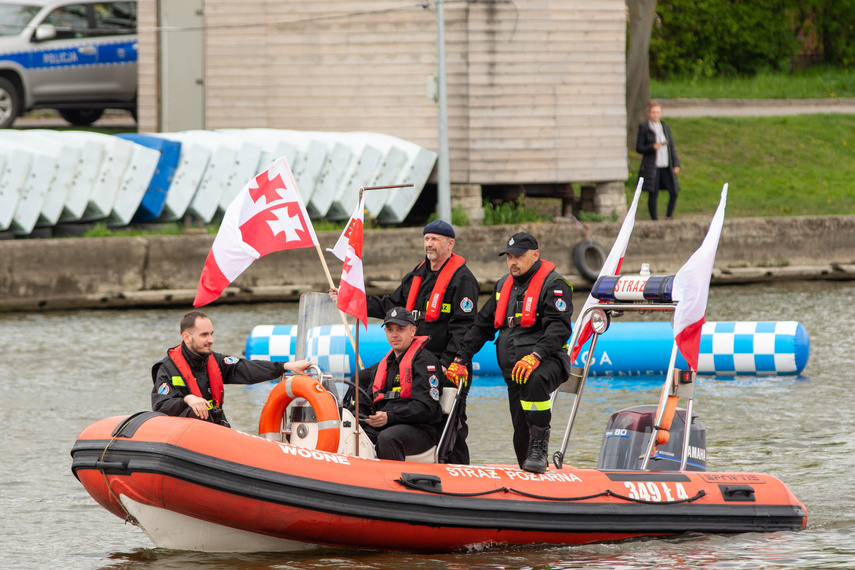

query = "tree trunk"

[626,0,658,149]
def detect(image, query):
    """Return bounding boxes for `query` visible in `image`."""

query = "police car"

[0,0,136,128]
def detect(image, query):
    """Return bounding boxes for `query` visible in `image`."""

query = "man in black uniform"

[152,310,312,426]
[446,232,573,473]
[359,307,445,461]
[334,219,479,464]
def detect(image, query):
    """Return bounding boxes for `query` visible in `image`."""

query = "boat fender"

[573,240,607,283]
[258,375,341,452]
[655,395,680,446]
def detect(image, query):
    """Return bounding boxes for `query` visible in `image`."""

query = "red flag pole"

[336,184,412,457]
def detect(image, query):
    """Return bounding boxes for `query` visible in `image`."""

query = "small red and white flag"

[327,201,362,262]
[335,195,367,328]
[194,158,318,307]
[672,184,728,372]
[569,178,644,362]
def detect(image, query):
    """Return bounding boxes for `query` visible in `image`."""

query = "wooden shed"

[137,0,629,218]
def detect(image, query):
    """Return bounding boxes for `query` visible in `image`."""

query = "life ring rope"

[258,375,341,453]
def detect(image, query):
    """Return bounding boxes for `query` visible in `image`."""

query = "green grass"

[82,222,185,237]
[627,114,855,219]
[651,67,855,99]
[313,219,347,232]
[483,196,551,225]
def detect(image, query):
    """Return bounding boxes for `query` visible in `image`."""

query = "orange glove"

[445,361,469,388]
[511,353,541,384]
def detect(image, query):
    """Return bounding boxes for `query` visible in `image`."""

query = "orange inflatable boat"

[71,405,805,553]
[71,277,807,553]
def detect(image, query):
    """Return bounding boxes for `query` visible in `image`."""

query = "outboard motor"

[597,405,706,471]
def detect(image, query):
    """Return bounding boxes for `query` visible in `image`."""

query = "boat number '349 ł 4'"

[624,481,691,502]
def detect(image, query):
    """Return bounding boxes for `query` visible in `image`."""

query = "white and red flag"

[334,195,367,328]
[569,178,644,362]
[194,157,318,307]
[672,184,728,372]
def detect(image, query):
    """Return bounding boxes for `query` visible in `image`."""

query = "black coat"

[367,255,480,368]
[636,120,680,194]
[456,259,574,378]
[151,343,285,419]
[360,342,445,436]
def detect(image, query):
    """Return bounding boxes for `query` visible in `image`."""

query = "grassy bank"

[651,67,855,99]
[627,114,855,219]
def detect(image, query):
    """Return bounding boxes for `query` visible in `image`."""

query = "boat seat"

[405,386,458,463]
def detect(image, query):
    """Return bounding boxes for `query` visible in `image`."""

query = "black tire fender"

[0,76,22,129]
[573,240,607,282]
[58,108,104,126]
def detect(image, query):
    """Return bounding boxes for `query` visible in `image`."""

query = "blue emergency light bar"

[591,274,676,303]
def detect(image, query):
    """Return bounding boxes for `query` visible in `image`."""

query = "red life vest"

[494,260,556,329]
[405,253,466,321]
[167,345,225,406]
[373,336,431,402]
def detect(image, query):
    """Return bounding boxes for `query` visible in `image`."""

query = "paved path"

[660,97,855,117]
[12,98,855,128]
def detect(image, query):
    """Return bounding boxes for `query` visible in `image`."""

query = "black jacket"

[360,341,445,436]
[151,343,285,420]
[636,120,681,194]
[457,259,574,377]
[367,255,479,368]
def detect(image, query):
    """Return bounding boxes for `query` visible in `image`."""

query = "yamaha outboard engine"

[597,405,706,471]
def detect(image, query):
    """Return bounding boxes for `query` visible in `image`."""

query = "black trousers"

[440,362,472,465]
[504,357,566,467]
[441,399,469,465]
[649,167,678,220]
[362,423,437,461]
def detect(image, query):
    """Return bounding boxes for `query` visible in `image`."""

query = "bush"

[483,196,550,226]
[651,1,799,78]
[794,0,855,68]
[575,211,607,223]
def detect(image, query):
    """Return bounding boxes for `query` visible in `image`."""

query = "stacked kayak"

[0,129,437,235]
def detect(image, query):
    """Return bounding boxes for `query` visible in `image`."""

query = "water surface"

[1,281,853,568]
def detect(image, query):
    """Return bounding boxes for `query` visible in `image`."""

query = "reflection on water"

[1,281,854,568]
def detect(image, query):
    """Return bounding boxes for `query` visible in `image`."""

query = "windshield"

[0,4,41,36]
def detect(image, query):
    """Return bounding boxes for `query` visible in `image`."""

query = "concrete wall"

[2,216,854,311]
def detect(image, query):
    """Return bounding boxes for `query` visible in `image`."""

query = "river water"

[2,280,854,569]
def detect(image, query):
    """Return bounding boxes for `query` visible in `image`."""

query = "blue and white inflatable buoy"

[245,321,810,378]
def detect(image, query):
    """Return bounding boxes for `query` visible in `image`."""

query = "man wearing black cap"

[357,307,445,461]
[446,232,573,473]
[360,219,480,464]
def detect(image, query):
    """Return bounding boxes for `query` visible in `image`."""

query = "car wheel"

[0,77,21,129]
[58,108,104,126]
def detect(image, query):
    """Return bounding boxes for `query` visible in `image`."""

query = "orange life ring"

[258,375,341,452]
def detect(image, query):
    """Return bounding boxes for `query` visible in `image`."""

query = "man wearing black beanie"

[349,219,480,464]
